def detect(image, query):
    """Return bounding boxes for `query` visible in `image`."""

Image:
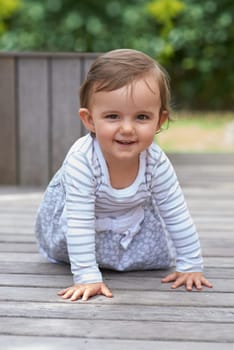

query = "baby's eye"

[105,114,119,120]
[137,114,149,120]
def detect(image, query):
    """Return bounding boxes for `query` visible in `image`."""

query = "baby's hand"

[58,282,113,301]
[161,271,213,291]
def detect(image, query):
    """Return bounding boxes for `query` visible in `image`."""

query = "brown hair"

[80,49,171,117]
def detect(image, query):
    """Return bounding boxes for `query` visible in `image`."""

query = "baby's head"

[80,49,171,120]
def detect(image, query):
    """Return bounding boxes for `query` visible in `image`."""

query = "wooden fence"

[0,52,98,186]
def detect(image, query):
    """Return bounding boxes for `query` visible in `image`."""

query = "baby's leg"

[35,175,69,264]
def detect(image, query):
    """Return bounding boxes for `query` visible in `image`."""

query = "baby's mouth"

[115,140,136,145]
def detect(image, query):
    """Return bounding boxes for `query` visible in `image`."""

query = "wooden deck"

[0,154,234,349]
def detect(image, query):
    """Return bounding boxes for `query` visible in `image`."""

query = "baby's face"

[80,75,167,166]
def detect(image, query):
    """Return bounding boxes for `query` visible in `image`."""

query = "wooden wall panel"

[18,58,49,186]
[51,58,82,175]
[83,57,95,77]
[79,57,97,136]
[0,58,17,184]
[0,53,99,186]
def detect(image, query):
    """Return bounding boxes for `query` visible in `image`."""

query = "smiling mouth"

[115,140,136,145]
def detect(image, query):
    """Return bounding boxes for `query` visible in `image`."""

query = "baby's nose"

[120,120,134,133]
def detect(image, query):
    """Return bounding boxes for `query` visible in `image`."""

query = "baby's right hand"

[57,282,113,301]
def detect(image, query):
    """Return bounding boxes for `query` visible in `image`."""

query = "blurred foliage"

[0,0,233,110]
[147,0,185,37]
[0,0,20,34]
[0,0,151,52]
[165,0,234,110]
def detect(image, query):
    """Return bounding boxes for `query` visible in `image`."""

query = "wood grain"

[0,58,17,184]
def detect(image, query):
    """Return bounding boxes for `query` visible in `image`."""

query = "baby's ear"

[156,110,168,132]
[79,108,95,133]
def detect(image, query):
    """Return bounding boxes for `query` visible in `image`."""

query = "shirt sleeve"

[62,151,103,284]
[151,150,203,272]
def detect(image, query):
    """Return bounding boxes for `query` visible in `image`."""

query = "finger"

[57,287,71,296]
[70,288,84,301]
[194,278,203,291]
[82,288,95,301]
[186,278,194,291]
[201,277,213,288]
[62,288,77,300]
[171,275,186,289]
[101,284,113,298]
[161,272,177,283]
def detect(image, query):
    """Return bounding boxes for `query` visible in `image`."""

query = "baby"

[35,49,212,301]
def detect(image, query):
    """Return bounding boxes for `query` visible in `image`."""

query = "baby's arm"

[152,151,212,290]
[60,152,108,300]
[58,282,113,301]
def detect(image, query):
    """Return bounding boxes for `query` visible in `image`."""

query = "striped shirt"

[61,134,203,284]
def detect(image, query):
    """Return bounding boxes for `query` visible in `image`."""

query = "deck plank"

[1,336,232,350]
[1,317,234,342]
[1,301,234,323]
[1,261,234,279]
[1,286,234,307]
[1,274,234,292]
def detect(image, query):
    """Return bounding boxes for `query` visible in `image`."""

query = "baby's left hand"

[161,271,213,291]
